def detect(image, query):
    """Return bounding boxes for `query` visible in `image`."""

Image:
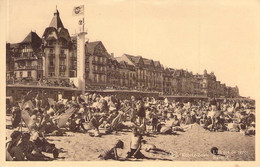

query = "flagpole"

[83,17,85,33]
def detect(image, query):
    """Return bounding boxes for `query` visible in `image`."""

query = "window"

[60,59,65,65]
[94,75,96,82]
[20,72,23,77]
[48,72,55,77]
[60,72,65,77]
[50,59,54,66]
[48,41,53,46]
[26,61,32,67]
[27,71,31,77]
[60,49,64,54]
[50,49,54,53]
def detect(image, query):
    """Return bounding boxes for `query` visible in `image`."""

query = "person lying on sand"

[33,134,59,158]
[141,140,171,155]
[98,140,124,160]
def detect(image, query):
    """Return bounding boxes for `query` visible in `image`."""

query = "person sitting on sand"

[171,115,183,132]
[40,114,64,135]
[199,114,209,129]
[18,133,48,161]
[98,140,124,160]
[126,128,145,159]
[67,113,87,132]
[245,122,255,135]
[75,113,87,132]
[6,131,25,161]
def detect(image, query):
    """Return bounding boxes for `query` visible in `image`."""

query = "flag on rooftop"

[73,5,84,16]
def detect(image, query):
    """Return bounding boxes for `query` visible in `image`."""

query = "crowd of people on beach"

[6,90,255,161]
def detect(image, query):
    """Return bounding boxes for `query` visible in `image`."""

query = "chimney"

[111,53,114,58]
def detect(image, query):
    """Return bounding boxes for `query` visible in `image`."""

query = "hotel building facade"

[6,9,240,98]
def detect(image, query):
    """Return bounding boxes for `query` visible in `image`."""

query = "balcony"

[59,54,66,59]
[93,69,105,74]
[70,55,77,60]
[14,55,37,61]
[48,65,55,72]
[14,65,40,70]
[138,78,145,82]
[92,60,105,65]
[48,65,55,69]
[49,53,55,58]
[70,65,77,70]
[59,65,67,72]
[85,65,90,71]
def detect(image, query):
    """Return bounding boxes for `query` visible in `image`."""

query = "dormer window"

[48,41,53,46]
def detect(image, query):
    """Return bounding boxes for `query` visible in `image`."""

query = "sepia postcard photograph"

[0,0,259,167]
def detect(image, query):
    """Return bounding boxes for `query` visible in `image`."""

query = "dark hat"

[22,132,31,139]
[10,131,21,140]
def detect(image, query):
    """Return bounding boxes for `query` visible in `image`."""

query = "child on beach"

[98,140,124,160]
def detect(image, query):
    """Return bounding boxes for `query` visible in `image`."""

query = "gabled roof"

[49,9,64,29]
[21,31,41,44]
[21,31,42,51]
[86,41,106,55]
[124,54,143,65]
[42,26,71,42]
[119,60,128,67]
[143,58,154,67]
[86,41,100,55]
[154,61,161,67]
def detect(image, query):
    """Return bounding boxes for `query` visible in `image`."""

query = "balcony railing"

[14,65,41,70]
[59,65,66,72]
[49,53,55,57]
[48,65,55,69]
[93,69,106,74]
[70,65,77,70]
[14,56,38,61]
[92,60,105,65]
[70,55,77,60]
[59,54,66,58]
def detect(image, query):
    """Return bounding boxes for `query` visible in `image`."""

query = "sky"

[4,0,259,99]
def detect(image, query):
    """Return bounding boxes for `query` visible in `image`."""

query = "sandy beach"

[6,115,255,161]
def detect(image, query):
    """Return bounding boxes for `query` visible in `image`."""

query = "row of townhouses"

[6,9,239,98]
